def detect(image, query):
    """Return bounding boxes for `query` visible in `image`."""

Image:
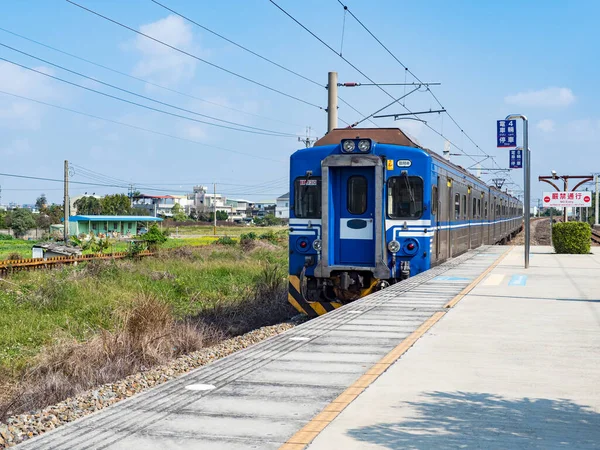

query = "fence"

[0,250,155,274]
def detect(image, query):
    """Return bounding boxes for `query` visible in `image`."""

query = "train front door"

[332,167,376,267]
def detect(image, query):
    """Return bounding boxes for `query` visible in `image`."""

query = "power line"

[270,0,517,188]
[334,1,517,187]
[0,56,295,138]
[0,90,286,163]
[66,0,324,110]
[148,0,377,128]
[0,26,304,129]
[0,42,298,137]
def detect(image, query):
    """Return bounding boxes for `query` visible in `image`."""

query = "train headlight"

[358,139,371,152]
[312,239,322,252]
[342,140,355,152]
[387,240,400,254]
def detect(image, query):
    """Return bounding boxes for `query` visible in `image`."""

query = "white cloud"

[504,87,575,108]
[536,119,555,132]
[0,62,60,129]
[130,15,199,87]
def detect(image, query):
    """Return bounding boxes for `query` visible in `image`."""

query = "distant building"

[276,193,289,219]
[68,215,163,237]
[251,200,276,217]
[32,243,82,259]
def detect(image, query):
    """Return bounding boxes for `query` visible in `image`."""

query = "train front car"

[288,128,431,317]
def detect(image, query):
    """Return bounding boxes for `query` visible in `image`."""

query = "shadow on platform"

[346,391,600,449]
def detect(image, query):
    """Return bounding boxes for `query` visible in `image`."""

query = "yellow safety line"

[279,247,512,449]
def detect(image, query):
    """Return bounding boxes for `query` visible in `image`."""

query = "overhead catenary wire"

[334,0,520,189]
[271,0,520,190]
[66,0,324,110]
[0,42,299,137]
[0,56,296,138]
[0,26,303,129]
[147,0,377,128]
[0,90,286,163]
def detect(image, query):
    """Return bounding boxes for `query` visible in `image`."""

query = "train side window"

[462,194,467,220]
[431,186,438,215]
[387,176,424,219]
[294,177,321,218]
[472,198,477,219]
[454,193,460,220]
[347,176,368,215]
[477,198,481,218]
[484,201,488,219]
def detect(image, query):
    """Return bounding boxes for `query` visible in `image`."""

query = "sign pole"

[506,114,529,269]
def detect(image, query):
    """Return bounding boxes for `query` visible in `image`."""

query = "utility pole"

[505,114,530,269]
[64,160,69,243]
[327,71,338,133]
[594,173,600,225]
[298,126,317,148]
[213,182,217,236]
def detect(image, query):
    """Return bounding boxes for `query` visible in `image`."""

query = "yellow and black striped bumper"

[288,275,342,317]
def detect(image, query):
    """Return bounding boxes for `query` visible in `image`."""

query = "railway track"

[592,229,600,244]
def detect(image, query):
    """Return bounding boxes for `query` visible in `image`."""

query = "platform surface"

[307,246,600,449]
[17,246,509,449]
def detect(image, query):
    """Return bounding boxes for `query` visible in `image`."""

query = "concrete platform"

[307,246,600,449]
[17,246,509,450]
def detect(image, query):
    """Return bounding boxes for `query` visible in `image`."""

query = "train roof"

[314,128,520,204]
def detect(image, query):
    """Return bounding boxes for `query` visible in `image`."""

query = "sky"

[1,0,598,206]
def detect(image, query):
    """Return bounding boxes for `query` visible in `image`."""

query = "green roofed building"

[68,215,163,237]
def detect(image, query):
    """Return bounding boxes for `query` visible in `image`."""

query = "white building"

[276,192,289,219]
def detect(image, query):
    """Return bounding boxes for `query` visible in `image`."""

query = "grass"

[0,239,288,373]
[170,225,284,236]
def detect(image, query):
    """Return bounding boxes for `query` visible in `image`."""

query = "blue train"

[288,128,523,317]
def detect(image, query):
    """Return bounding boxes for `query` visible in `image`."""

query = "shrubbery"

[0,234,13,241]
[552,222,591,254]
[215,236,236,246]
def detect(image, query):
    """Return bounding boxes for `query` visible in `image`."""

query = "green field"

[0,225,287,260]
[0,240,288,377]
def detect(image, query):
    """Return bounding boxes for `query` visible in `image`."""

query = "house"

[250,200,276,217]
[276,193,289,219]
[132,195,175,217]
[226,199,250,222]
[32,243,82,259]
[68,215,163,237]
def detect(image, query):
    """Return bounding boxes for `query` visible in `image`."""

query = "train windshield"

[294,177,321,218]
[387,176,424,219]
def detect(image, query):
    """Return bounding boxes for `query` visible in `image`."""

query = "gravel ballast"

[0,322,294,448]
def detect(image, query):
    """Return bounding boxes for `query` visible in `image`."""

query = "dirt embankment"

[512,218,552,246]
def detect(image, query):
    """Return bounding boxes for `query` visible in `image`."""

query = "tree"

[0,210,7,229]
[172,203,188,222]
[74,196,102,215]
[131,206,150,216]
[35,194,48,211]
[7,208,36,238]
[36,213,52,230]
[208,210,228,221]
[101,194,132,215]
[46,204,64,224]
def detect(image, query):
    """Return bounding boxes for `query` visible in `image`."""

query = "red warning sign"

[543,192,592,207]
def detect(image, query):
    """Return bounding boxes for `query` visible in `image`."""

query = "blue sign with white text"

[497,119,517,147]
[509,149,523,169]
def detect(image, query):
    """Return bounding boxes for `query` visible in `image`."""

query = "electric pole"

[326,71,338,133]
[64,160,69,243]
[213,182,217,236]
[594,173,600,225]
[298,126,317,148]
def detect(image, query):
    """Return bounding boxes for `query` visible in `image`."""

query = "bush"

[259,231,278,244]
[0,234,13,241]
[214,236,236,246]
[143,224,168,250]
[552,222,591,254]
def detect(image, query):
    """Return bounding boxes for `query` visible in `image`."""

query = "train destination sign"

[497,119,517,148]
[542,191,592,208]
